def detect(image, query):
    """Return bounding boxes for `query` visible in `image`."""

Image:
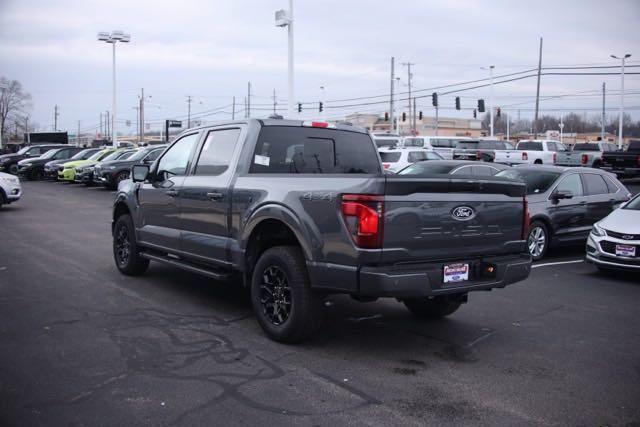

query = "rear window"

[379,152,401,162]
[495,169,560,195]
[408,151,428,162]
[403,138,424,147]
[250,126,380,174]
[374,138,400,148]
[398,163,456,175]
[431,139,454,148]
[572,143,598,151]
[478,141,497,149]
[517,141,543,151]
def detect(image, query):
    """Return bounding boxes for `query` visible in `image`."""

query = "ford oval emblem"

[451,206,475,221]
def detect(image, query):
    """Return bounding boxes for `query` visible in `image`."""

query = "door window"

[156,133,199,178]
[408,151,428,162]
[451,165,473,175]
[582,173,608,195]
[603,175,620,193]
[554,174,583,197]
[472,165,494,176]
[194,128,241,175]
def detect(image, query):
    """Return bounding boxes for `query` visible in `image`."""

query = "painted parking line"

[532,259,584,269]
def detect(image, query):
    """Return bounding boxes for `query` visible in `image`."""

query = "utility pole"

[389,57,395,133]
[77,121,81,147]
[247,82,251,118]
[244,97,248,118]
[105,110,110,141]
[232,96,236,120]
[133,106,140,141]
[506,112,510,141]
[140,88,145,141]
[402,62,414,134]
[25,116,30,144]
[53,105,59,131]
[533,37,543,139]
[412,98,417,135]
[601,82,606,140]
[100,113,103,137]
[272,88,277,114]
[611,54,631,149]
[186,95,193,128]
[488,65,495,137]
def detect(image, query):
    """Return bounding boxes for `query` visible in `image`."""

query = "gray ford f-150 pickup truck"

[112,119,532,342]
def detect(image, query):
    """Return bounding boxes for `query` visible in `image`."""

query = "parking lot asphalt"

[1,180,639,426]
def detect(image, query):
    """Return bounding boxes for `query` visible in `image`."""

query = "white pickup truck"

[402,136,472,160]
[508,140,568,165]
[555,141,618,168]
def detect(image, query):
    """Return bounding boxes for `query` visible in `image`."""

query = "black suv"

[0,144,67,175]
[18,146,84,180]
[94,145,166,190]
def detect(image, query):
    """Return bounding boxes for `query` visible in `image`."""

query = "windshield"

[495,169,560,195]
[398,163,456,175]
[623,194,640,210]
[572,143,598,151]
[88,150,108,161]
[39,149,59,159]
[17,146,34,155]
[125,149,148,161]
[101,150,132,162]
[70,149,97,160]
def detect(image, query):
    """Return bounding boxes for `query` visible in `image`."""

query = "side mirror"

[551,190,573,201]
[132,164,150,182]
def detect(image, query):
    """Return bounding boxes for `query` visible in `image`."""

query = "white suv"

[0,171,22,207]
[378,147,443,173]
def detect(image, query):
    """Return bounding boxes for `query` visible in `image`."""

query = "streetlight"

[275,1,294,118]
[481,65,495,137]
[611,53,631,149]
[97,30,131,148]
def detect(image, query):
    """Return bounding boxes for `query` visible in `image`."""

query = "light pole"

[275,0,294,118]
[98,31,131,148]
[482,65,495,137]
[611,53,631,149]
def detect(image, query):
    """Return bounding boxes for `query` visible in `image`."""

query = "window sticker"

[254,154,270,166]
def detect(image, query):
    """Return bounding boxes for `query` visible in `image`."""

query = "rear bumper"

[308,253,532,298]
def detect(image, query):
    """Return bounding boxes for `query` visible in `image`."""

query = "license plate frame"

[443,263,470,284]
[615,244,636,257]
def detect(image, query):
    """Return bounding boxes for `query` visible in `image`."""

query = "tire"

[527,221,550,261]
[113,214,149,276]
[251,246,324,343]
[8,164,18,175]
[403,295,463,319]
[112,171,129,190]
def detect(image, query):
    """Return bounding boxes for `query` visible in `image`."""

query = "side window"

[583,174,608,196]
[472,166,494,176]
[603,175,619,193]
[194,128,241,175]
[546,142,557,151]
[555,174,583,197]
[157,133,199,177]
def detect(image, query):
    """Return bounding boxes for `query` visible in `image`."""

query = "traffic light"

[384,112,389,121]
[402,112,406,122]
[496,107,501,117]
[455,96,460,110]
[432,92,438,107]
[478,99,485,113]
[473,109,477,119]
[297,103,302,113]
[419,111,423,120]
[319,102,323,113]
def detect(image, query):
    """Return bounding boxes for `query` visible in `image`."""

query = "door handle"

[165,189,178,197]
[207,192,224,201]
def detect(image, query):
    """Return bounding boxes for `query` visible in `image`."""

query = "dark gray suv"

[495,166,632,260]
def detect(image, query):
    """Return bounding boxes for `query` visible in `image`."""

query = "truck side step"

[140,251,231,281]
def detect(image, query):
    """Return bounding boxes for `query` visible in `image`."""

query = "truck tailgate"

[556,152,581,166]
[382,176,526,264]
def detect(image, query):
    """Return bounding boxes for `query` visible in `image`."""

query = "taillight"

[341,194,384,249]
[522,152,528,161]
[302,121,335,128]
[521,197,530,241]
[382,163,390,169]
[477,150,482,160]
[552,152,557,163]
[581,154,588,165]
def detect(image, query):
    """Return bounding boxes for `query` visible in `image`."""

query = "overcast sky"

[1,0,639,135]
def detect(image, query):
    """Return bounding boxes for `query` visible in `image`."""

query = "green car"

[58,148,118,182]
[75,149,138,185]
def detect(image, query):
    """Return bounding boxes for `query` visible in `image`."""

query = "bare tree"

[0,77,32,144]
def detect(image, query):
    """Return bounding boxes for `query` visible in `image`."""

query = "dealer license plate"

[615,244,636,257]
[443,263,469,284]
